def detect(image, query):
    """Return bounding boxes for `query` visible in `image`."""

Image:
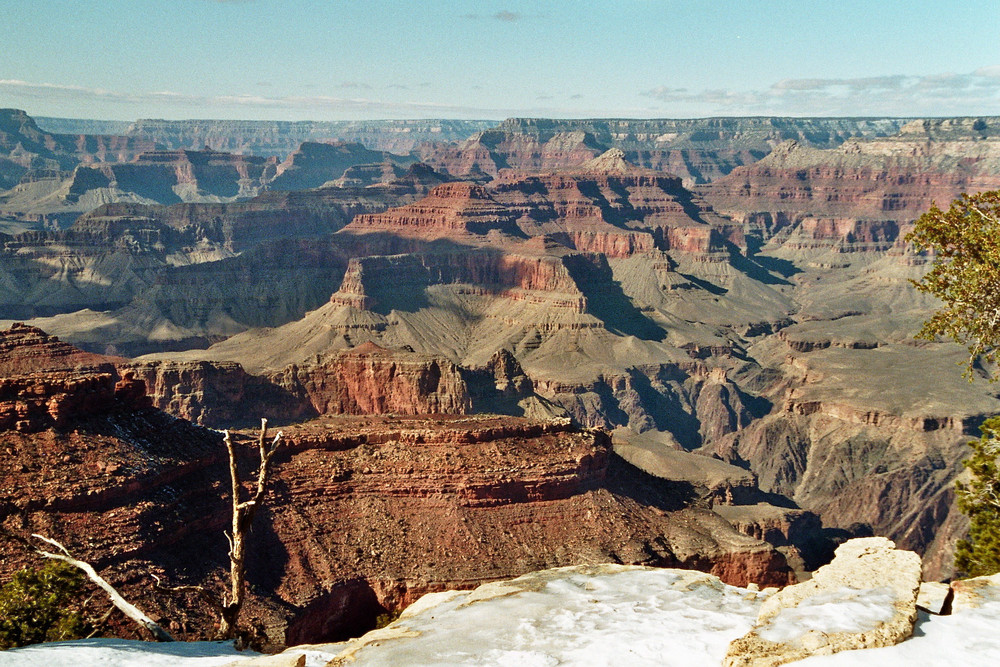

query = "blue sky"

[2,0,999,120]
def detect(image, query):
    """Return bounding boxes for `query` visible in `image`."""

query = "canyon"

[2,109,1000,647]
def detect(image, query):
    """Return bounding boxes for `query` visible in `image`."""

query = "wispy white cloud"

[463,10,528,22]
[0,78,512,118]
[642,68,1000,116]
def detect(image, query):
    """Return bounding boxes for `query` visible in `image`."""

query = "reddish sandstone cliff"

[272,342,473,416]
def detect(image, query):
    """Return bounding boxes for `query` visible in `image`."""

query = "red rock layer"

[346,182,521,237]
[338,166,732,260]
[265,415,793,645]
[703,138,1000,251]
[0,322,124,376]
[271,343,473,415]
[0,371,150,432]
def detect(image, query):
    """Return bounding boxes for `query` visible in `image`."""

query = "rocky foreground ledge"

[5,538,998,666]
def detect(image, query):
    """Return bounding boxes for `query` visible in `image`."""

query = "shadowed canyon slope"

[5,112,1000,583]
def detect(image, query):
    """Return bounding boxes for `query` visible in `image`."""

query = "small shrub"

[0,561,90,649]
[374,609,401,629]
[955,416,1000,577]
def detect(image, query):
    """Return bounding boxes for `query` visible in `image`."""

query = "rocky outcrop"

[724,537,922,666]
[712,504,831,571]
[345,182,522,238]
[950,571,1000,612]
[131,342,557,428]
[0,322,122,375]
[261,414,791,644]
[0,370,150,432]
[272,342,472,416]
[125,359,314,427]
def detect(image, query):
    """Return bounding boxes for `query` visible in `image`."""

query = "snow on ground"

[756,587,898,643]
[795,602,1000,667]
[2,565,1000,666]
[317,566,762,667]
[0,638,254,666]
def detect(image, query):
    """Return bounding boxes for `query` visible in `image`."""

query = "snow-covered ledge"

[4,543,1000,666]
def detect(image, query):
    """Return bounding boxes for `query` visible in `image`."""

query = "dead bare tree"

[218,418,283,640]
[33,534,174,642]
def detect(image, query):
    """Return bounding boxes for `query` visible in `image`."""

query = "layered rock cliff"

[121,118,495,156]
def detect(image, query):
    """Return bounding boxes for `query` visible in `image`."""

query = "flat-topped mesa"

[417,129,604,178]
[344,181,522,238]
[270,140,405,191]
[67,148,277,205]
[329,250,588,313]
[330,161,408,188]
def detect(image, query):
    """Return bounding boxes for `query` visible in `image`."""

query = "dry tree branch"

[218,418,283,640]
[32,534,174,642]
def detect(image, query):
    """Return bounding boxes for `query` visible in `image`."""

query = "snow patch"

[758,587,897,642]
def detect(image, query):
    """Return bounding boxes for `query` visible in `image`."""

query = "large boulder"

[724,537,922,667]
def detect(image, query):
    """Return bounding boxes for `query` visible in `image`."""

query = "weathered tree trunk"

[33,534,174,642]
[218,418,283,640]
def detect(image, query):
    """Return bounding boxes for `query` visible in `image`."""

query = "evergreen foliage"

[0,561,90,649]
[908,191,1000,576]
[954,417,1000,577]
[907,190,1000,380]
